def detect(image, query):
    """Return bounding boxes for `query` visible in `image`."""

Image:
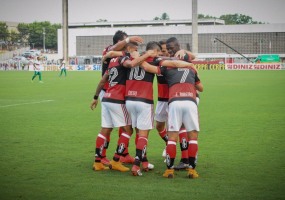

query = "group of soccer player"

[90,30,203,179]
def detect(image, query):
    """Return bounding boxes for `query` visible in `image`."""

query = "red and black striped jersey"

[158,66,200,105]
[102,45,113,91]
[180,54,199,98]
[156,54,192,102]
[156,74,169,102]
[125,57,163,104]
[102,52,131,104]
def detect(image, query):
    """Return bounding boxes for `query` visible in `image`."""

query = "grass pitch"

[0,70,284,200]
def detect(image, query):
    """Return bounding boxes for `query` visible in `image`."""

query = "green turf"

[0,70,284,200]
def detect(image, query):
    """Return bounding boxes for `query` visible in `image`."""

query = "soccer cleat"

[131,165,142,176]
[142,161,154,172]
[174,161,189,171]
[187,168,199,178]
[120,154,135,164]
[39,81,44,83]
[58,75,61,77]
[162,146,166,157]
[92,162,109,171]
[31,80,33,83]
[163,169,174,178]
[101,157,110,165]
[109,159,130,172]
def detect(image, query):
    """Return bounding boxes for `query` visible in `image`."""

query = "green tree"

[96,19,107,22]
[17,23,30,42]
[28,21,60,49]
[9,30,20,43]
[220,13,265,25]
[153,12,170,20]
[198,14,216,19]
[0,22,9,41]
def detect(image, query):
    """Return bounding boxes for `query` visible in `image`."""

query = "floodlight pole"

[43,28,45,53]
[62,0,69,64]
[192,0,198,54]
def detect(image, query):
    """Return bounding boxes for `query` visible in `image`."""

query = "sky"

[0,0,284,24]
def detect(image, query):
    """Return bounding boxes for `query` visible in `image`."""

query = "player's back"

[125,57,162,104]
[160,66,199,104]
[102,55,130,104]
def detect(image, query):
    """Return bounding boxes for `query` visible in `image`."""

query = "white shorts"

[101,102,131,128]
[126,100,154,130]
[196,97,200,106]
[99,90,105,102]
[154,101,168,122]
[167,101,199,132]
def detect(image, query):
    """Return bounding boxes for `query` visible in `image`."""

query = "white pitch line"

[0,100,54,108]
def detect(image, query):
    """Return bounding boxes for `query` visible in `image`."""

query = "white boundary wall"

[57,23,285,58]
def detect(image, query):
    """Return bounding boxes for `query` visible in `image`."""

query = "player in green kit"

[58,59,67,77]
[31,57,43,83]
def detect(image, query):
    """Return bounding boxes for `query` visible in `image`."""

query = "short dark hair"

[159,40,167,46]
[146,41,162,51]
[113,30,128,45]
[166,37,179,45]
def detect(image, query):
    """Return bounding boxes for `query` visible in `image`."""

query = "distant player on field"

[31,57,43,83]
[58,58,67,77]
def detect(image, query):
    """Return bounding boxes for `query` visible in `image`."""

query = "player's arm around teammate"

[175,49,196,60]
[140,59,196,74]
[109,36,143,52]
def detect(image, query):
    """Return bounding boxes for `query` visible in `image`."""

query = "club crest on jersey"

[118,143,125,154]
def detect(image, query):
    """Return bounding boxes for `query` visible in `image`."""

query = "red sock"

[166,140,177,169]
[118,127,123,137]
[114,132,131,160]
[179,128,189,164]
[188,139,198,169]
[158,127,168,144]
[95,133,106,162]
[134,136,148,166]
[101,135,110,158]
[135,133,139,145]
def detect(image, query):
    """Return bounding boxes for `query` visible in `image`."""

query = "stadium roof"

[68,19,225,28]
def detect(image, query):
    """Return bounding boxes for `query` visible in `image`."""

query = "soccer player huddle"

[90,30,203,179]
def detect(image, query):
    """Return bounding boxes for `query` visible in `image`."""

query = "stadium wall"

[58,24,285,58]
[26,63,281,71]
